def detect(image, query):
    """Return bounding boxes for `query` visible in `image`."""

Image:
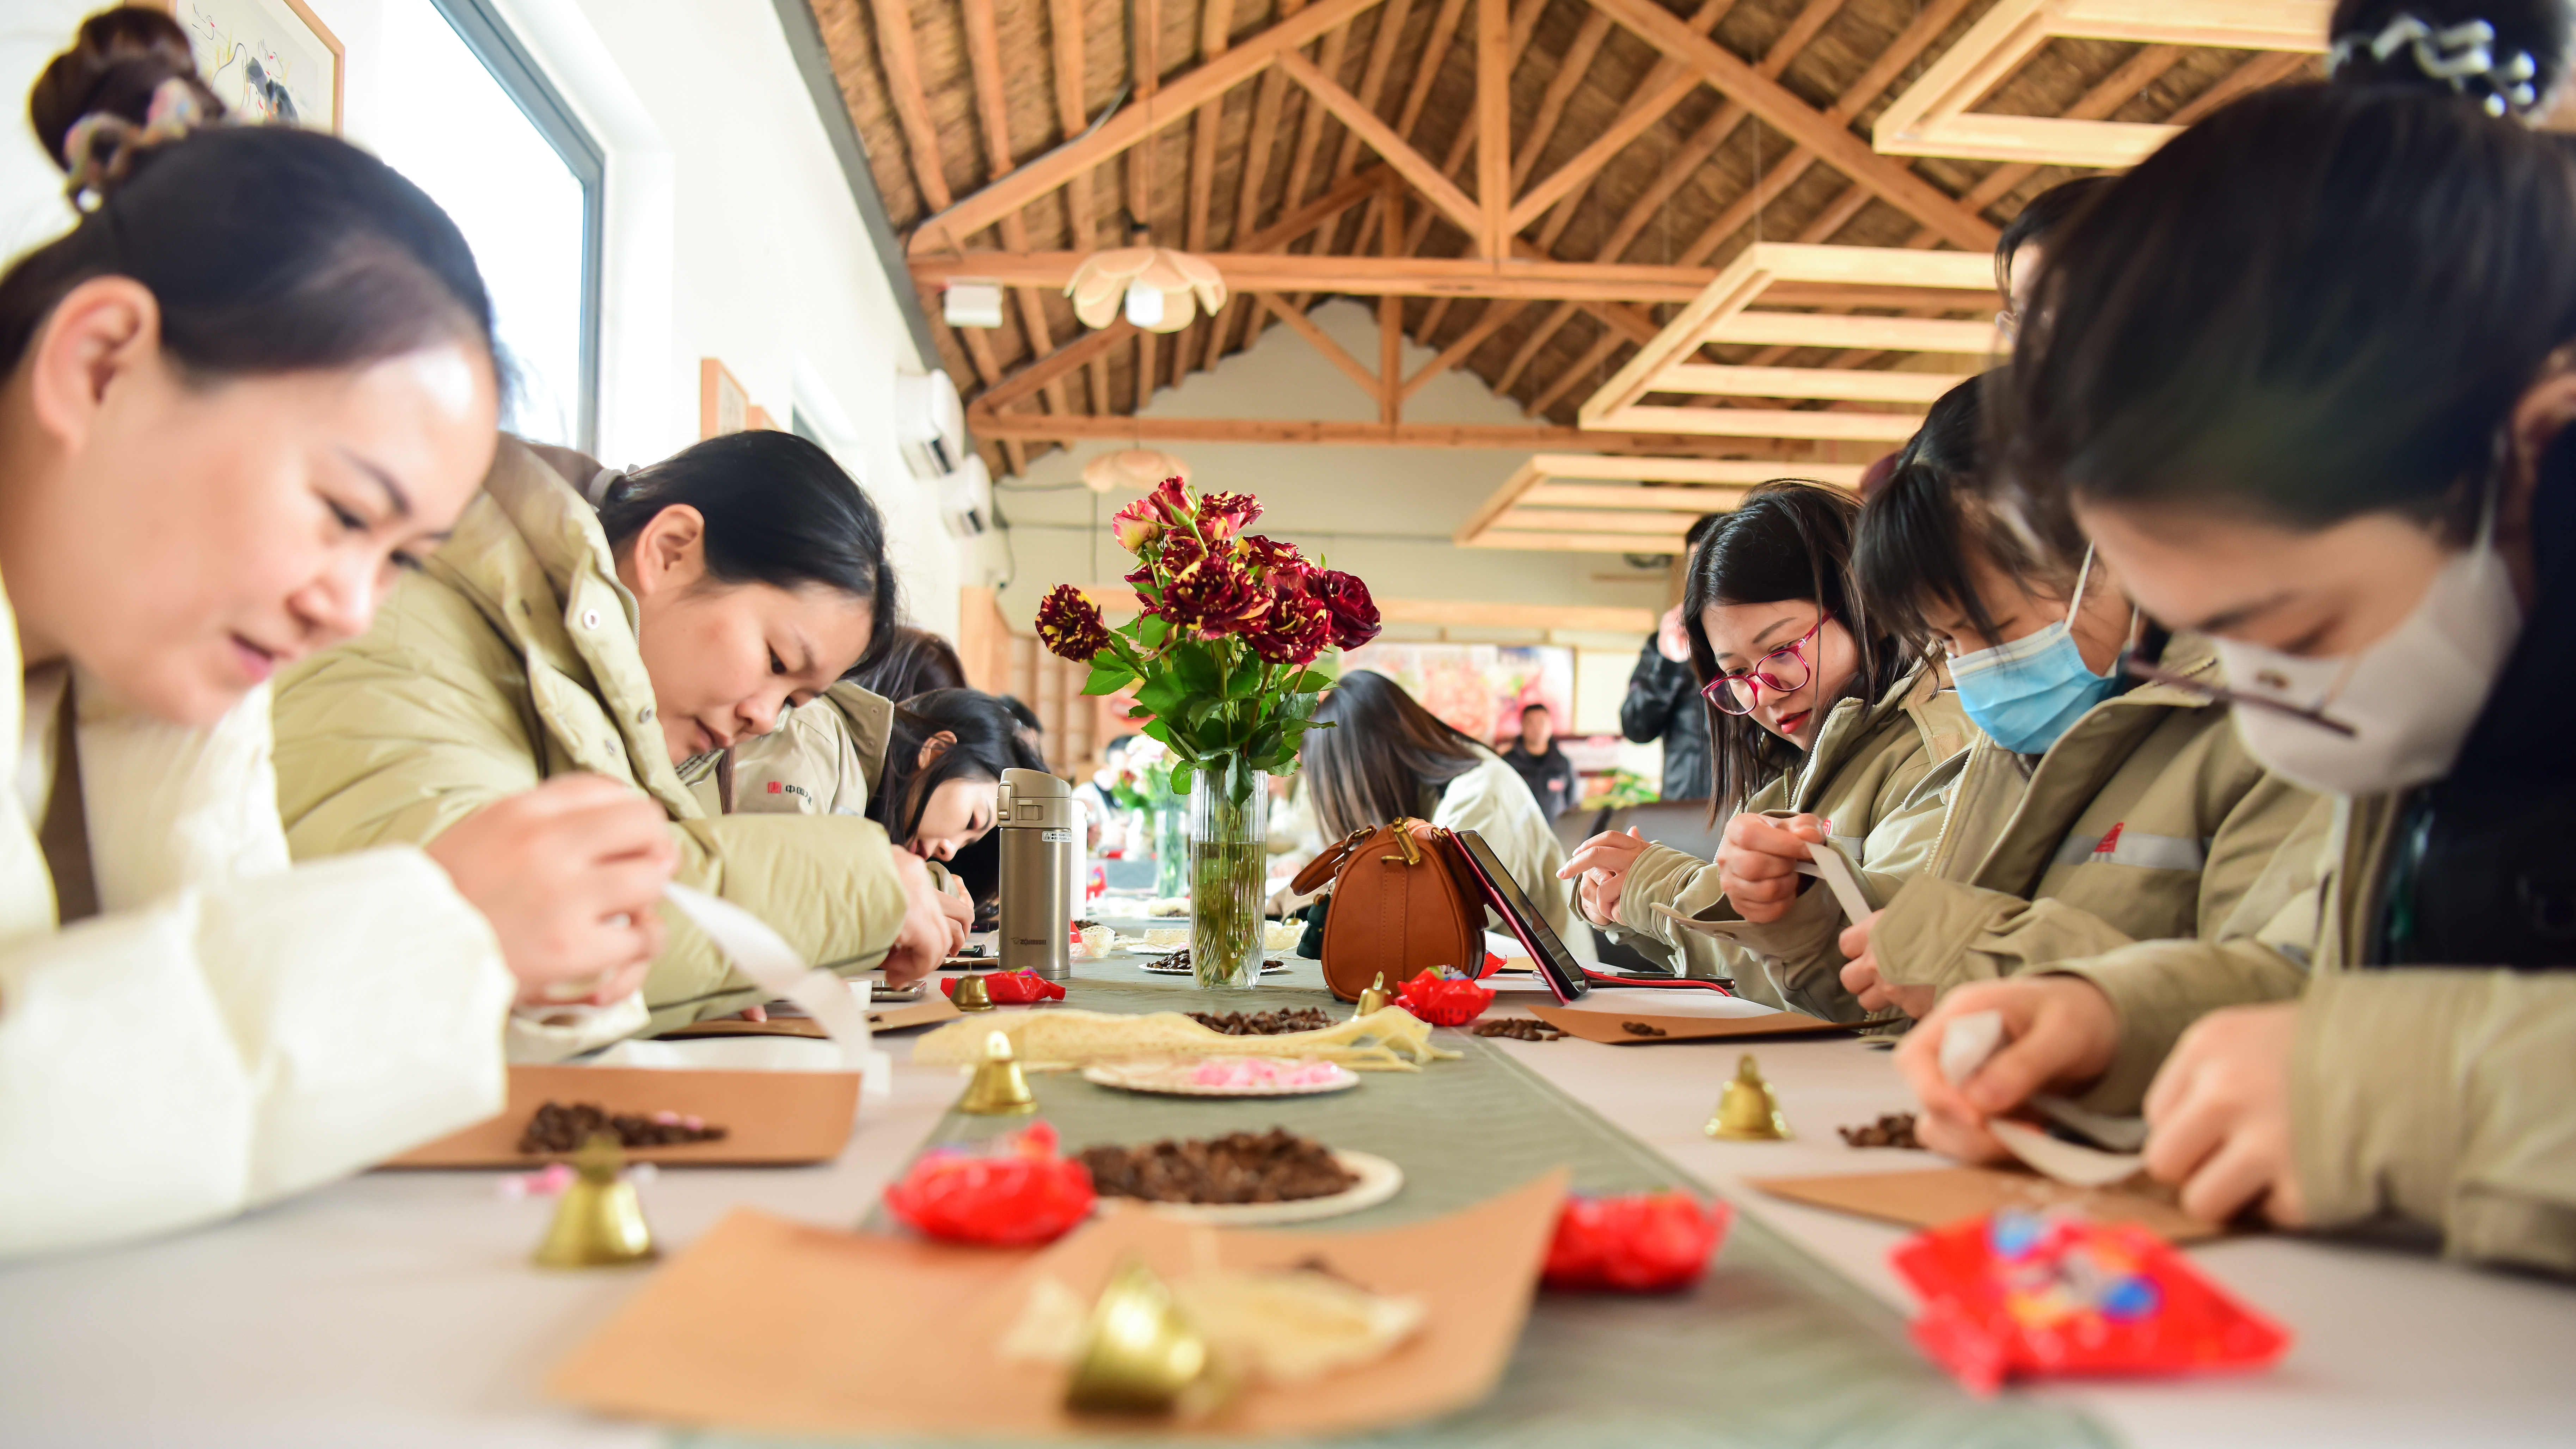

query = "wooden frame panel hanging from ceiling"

[1456,453,1866,554]
[1576,244,1997,444]
[1873,0,2330,169]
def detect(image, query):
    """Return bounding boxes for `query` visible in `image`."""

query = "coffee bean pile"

[1620,1021,1671,1038]
[1185,1007,1337,1035]
[1077,1128,1356,1205]
[1146,947,1190,971]
[515,1100,729,1155]
[1471,1018,1564,1041]
[1837,1113,1921,1149]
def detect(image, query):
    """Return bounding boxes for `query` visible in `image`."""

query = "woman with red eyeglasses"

[1561,480,1983,1020]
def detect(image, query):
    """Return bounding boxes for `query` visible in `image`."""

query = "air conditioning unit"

[936,454,993,538]
[892,369,965,482]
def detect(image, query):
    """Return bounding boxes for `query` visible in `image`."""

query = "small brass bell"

[1065,1258,1227,1417]
[1353,971,1389,1018]
[533,1134,658,1268]
[1706,1053,1792,1141]
[952,974,995,1012]
[959,1029,1038,1115]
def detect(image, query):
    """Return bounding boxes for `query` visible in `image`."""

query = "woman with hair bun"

[0,9,686,1256]
[2326,0,2574,119]
[1559,481,1987,1019]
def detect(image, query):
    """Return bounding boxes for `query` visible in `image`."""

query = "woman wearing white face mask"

[1836,377,2316,1046]
[1898,80,2576,1273]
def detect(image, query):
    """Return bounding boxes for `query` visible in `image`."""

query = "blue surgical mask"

[1947,546,2124,755]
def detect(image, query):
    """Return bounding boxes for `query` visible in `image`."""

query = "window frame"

[425,0,606,454]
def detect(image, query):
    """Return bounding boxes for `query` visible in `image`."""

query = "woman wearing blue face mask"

[1839,375,2316,1038]
[1899,79,2576,1273]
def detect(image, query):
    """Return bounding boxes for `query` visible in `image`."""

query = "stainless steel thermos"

[998,767,1075,981]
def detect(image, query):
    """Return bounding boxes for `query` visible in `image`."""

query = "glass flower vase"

[1187,755,1270,989]
[1152,802,1188,900]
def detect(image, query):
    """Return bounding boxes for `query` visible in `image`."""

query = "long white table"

[2,986,2571,1448]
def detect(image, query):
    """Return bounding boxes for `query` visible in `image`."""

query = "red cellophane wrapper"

[1542,1191,1730,1292]
[1892,1208,2292,1396]
[1394,969,1496,1026]
[882,1121,1096,1246]
[941,970,1067,1005]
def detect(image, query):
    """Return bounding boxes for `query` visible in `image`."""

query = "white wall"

[0,0,966,639]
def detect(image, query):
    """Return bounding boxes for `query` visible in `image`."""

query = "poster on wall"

[1339,643,1575,746]
[167,0,342,133]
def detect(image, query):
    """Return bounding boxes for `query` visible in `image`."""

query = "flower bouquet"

[1036,476,1380,987]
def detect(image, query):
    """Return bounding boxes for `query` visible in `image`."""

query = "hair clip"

[2327,13,2548,118]
[62,75,211,210]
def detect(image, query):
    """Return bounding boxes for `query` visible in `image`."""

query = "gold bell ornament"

[1706,1053,1792,1141]
[959,1029,1039,1115]
[1353,971,1390,1018]
[532,1134,658,1268]
[951,974,995,1012]
[1065,1258,1230,1417]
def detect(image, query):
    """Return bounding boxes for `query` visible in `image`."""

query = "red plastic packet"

[1542,1191,1730,1292]
[1892,1208,2292,1395]
[882,1121,1097,1245]
[1394,968,1496,1026]
[942,970,1067,1004]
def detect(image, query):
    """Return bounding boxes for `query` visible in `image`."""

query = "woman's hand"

[1893,976,2118,1162]
[425,775,677,1007]
[1714,813,1827,924]
[2141,1002,2307,1226]
[882,849,970,987]
[1558,827,1649,926]
[1835,911,1935,1017]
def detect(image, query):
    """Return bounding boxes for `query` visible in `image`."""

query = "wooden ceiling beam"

[1607,404,1922,441]
[1467,528,1693,552]
[962,411,1833,456]
[1586,0,1999,250]
[979,320,1138,414]
[916,250,1723,301]
[1258,293,1386,398]
[1529,0,1732,254]
[1400,297,1527,402]
[958,0,1074,420]
[1522,482,1755,508]
[908,0,1388,254]
[1394,0,1470,139]
[1278,19,1355,229]
[1496,301,1577,393]
[1657,363,1970,401]
[1510,11,1613,193]
[865,0,955,214]
[1278,50,1485,243]
[1332,0,1416,185]
[1526,327,1626,417]
[1475,0,1510,259]
[1187,0,1239,257]
[1043,0,1111,409]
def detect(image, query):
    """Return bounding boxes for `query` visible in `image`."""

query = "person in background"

[1304,670,1589,954]
[1993,174,2114,339]
[1907,79,2576,1271]
[272,427,968,1032]
[840,623,967,703]
[1563,482,1981,1015]
[1838,375,2314,1071]
[1619,515,1718,800]
[855,689,1045,863]
[0,8,677,1256]
[1499,702,1579,819]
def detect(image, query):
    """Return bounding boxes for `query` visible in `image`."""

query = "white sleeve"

[0,848,514,1258]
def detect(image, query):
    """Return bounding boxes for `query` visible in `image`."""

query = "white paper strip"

[1987,1119,2145,1189]
[665,883,891,1100]
[1938,1008,2005,1087]
[1794,845,1873,922]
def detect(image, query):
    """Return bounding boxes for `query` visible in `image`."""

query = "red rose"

[1241,534,1311,591]
[1312,569,1382,650]
[1145,476,1194,525]
[1035,584,1113,661]
[1197,490,1263,543]
[1153,550,1269,639]
[1248,589,1331,665]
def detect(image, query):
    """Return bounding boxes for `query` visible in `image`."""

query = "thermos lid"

[998,767,1074,826]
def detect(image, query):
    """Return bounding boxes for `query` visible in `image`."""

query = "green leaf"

[1171,643,1220,698]
[1135,679,1185,717]
[1307,654,1342,684]
[1226,666,1262,700]
[1170,761,1196,796]
[1135,615,1171,647]
[1082,659,1137,696]
[1288,669,1334,693]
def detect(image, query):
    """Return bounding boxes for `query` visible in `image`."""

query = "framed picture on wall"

[701,359,750,439]
[155,0,343,134]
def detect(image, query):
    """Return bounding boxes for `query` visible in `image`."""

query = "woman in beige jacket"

[1904,85,2576,1272]
[0,21,678,1257]
[1563,481,1987,1018]
[271,430,969,1031]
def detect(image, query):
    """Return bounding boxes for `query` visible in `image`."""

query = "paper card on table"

[1529,1003,1852,1044]
[548,1172,1571,1439]
[1751,1165,2223,1242]
[380,1064,858,1168]
[665,883,892,1100]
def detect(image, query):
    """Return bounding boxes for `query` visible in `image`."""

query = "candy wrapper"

[1893,1208,2291,1395]
[882,1120,1097,1245]
[1541,1191,1730,1293]
[943,971,1068,1005]
[1394,968,1496,1027]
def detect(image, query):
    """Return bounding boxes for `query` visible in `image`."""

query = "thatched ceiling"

[805,0,2322,475]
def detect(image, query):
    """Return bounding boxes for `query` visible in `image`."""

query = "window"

[367,0,603,450]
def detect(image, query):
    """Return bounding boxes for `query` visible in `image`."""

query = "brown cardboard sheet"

[1528,1004,1853,1045]
[1752,1164,2224,1242]
[548,1170,1571,1438]
[380,1064,859,1169]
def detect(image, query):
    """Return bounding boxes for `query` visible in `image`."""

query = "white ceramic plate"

[1081,1056,1359,1097]
[1129,1151,1404,1226]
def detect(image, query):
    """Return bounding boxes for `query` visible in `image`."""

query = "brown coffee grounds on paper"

[1186,1007,1337,1036]
[1837,1113,1921,1149]
[1472,1018,1564,1041]
[516,1100,729,1155]
[1078,1128,1355,1205]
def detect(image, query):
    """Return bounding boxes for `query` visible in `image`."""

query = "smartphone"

[1450,829,1735,1006]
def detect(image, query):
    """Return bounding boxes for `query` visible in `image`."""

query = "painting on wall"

[166,0,341,133]
[1339,643,1575,746]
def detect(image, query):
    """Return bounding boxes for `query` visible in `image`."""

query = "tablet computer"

[1450,829,1736,1006]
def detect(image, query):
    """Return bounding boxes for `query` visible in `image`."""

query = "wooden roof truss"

[1454,452,1863,552]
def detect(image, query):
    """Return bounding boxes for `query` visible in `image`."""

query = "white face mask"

[2215,526,2522,797]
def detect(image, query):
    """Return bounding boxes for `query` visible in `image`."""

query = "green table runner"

[693,968,2111,1448]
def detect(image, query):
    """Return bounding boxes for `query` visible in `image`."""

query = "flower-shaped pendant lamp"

[1068,226,1226,333]
[1081,448,1192,494]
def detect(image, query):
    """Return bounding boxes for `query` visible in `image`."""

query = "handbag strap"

[1290,826,1375,894]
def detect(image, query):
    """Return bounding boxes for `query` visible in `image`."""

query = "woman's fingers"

[2140,1072,2228,1189]
[2175,1134,2275,1223]
[1912,1103,2013,1164]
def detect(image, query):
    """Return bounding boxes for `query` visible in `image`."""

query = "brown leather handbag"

[1290,818,1485,1002]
